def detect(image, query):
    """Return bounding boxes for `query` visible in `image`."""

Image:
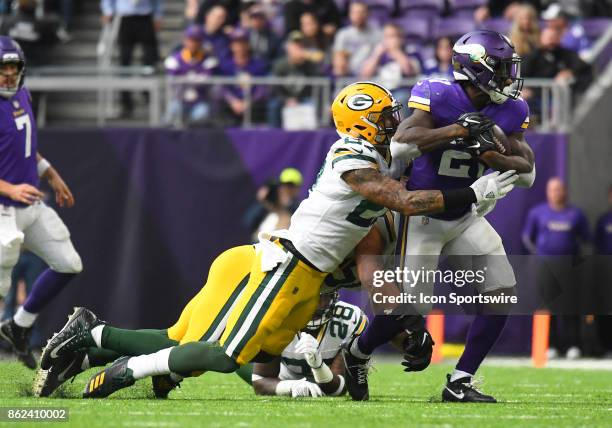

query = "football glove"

[451,131,498,157]
[472,199,497,217]
[455,112,495,139]
[295,333,322,369]
[470,170,517,203]
[290,378,323,398]
[401,328,434,372]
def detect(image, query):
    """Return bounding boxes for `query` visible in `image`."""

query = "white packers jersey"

[278,301,368,382]
[322,212,397,293]
[288,136,394,272]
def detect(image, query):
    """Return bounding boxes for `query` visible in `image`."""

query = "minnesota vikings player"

[390,31,535,402]
[0,37,82,368]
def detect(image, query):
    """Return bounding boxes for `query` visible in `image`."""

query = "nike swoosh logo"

[49,336,75,359]
[445,386,465,400]
[353,148,363,154]
[57,360,77,382]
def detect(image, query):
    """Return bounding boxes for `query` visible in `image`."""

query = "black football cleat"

[442,374,497,403]
[33,350,87,397]
[40,307,103,370]
[83,357,135,398]
[152,375,181,399]
[0,319,36,369]
[342,343,370,401]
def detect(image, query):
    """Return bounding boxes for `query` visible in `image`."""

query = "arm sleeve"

[331,141,380,175]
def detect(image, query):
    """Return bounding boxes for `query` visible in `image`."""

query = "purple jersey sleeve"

[407,79,432,112]
[495,97,530,134]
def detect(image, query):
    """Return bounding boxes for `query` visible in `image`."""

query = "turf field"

[0,360,610,427]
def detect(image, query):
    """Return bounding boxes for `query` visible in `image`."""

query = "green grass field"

[0,360,610,427]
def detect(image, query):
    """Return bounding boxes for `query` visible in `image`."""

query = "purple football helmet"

[0,36,26,99]
[452,30,523,104]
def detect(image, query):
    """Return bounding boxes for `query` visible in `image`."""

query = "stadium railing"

[26,72,571,132]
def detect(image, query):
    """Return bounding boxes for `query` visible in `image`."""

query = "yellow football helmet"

[331,81,402,145]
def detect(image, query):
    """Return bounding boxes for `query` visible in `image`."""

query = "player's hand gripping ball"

[401,328,435,372]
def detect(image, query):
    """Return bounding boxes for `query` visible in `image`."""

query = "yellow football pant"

[167,245,254,344]
[220,242,327,365]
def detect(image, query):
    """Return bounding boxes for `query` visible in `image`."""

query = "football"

[489,125,512,155]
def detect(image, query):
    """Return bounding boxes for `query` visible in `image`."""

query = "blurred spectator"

[185,0,199,23]
[300,12,332,67]
[164,25,218,127]
[242,168,304,241]
[509,3,540,57]
[327,49,352,81]
[245,6,281,64]
[0,0,61,66]
[542,3,590,55]
[522,26,592,99]
[283,0,341,38]
[522,177,590,359]
[423,37,454,79]
[202,5,230,61]
[43,0,74,33]
[268,31,320,128]
[595,185,612,255]
[196,0,241,27]
[333,2,382,76]
[217,29,268,125]
[0,251,46,349]
[360,23,420,107]
[101,0,161,117]
[474,1,542,23]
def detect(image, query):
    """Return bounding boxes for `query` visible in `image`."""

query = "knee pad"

[50,249,83,274]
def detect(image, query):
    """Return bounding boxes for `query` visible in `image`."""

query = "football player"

[0,36,82,369]
[251,291,367,398]
[379,30,536,403]
[40,81,516,399]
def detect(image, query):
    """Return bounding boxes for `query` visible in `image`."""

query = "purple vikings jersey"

[407,78,530,220]
[522,203,590,256]
[0,87,37,207]
[595,212,612,255]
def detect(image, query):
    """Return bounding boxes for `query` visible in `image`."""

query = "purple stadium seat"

[449,0,487,11]
[433,17,476,39]
[393,16,430,43]
[398,0,444,16]
[582,18,612,41]
[369,7,392,26]
[361,0,396,9]
[479,18,512,35]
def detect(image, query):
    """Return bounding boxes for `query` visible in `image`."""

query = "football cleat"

[152,375,181,399]
[442,374,497,403]
[40,307,103,370]
[342,343,370,401]
[83,357,135,398]
[0,319,36,369]
[33,350,87,397]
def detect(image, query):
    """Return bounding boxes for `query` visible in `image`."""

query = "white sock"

[90,325,105,348]
[81,354,90,370]
[450,369,473,383]
[127,347,173,380]
[13,307,37,328]
[349,337,370,360]
[169,372,184,383]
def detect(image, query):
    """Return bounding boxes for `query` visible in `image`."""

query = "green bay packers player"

[251,291,367,398]
[39,81,517,399]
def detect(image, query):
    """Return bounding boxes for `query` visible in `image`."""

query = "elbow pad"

[515,165,536,188]
[390,139,422,161]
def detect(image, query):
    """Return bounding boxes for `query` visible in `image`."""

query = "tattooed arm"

[342,168,446,216]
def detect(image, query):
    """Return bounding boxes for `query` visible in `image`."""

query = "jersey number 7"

[15,115,32,158]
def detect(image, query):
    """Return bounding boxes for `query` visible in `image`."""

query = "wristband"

[441,188,477,211]
[310,361,333,384]
[37,158,51,177]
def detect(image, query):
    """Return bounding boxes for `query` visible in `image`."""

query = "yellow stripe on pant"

[167,245,254,344]
[221,242,327,365]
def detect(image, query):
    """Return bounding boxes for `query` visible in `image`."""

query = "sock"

[127,347,172,380]
[350,336,370,359]
[169,372,183,383]
[23,270,76,314]
[168,342,238,376]
[101,326,178,356]
[355,315,406,355]
[450,369,473,382]
[91,325,104,348]
[13,307,37,328]
[86,347,121,368]
[235,364,253,386]
[455,314,508,375]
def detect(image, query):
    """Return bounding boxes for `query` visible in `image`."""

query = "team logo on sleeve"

[346,94,374,111]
